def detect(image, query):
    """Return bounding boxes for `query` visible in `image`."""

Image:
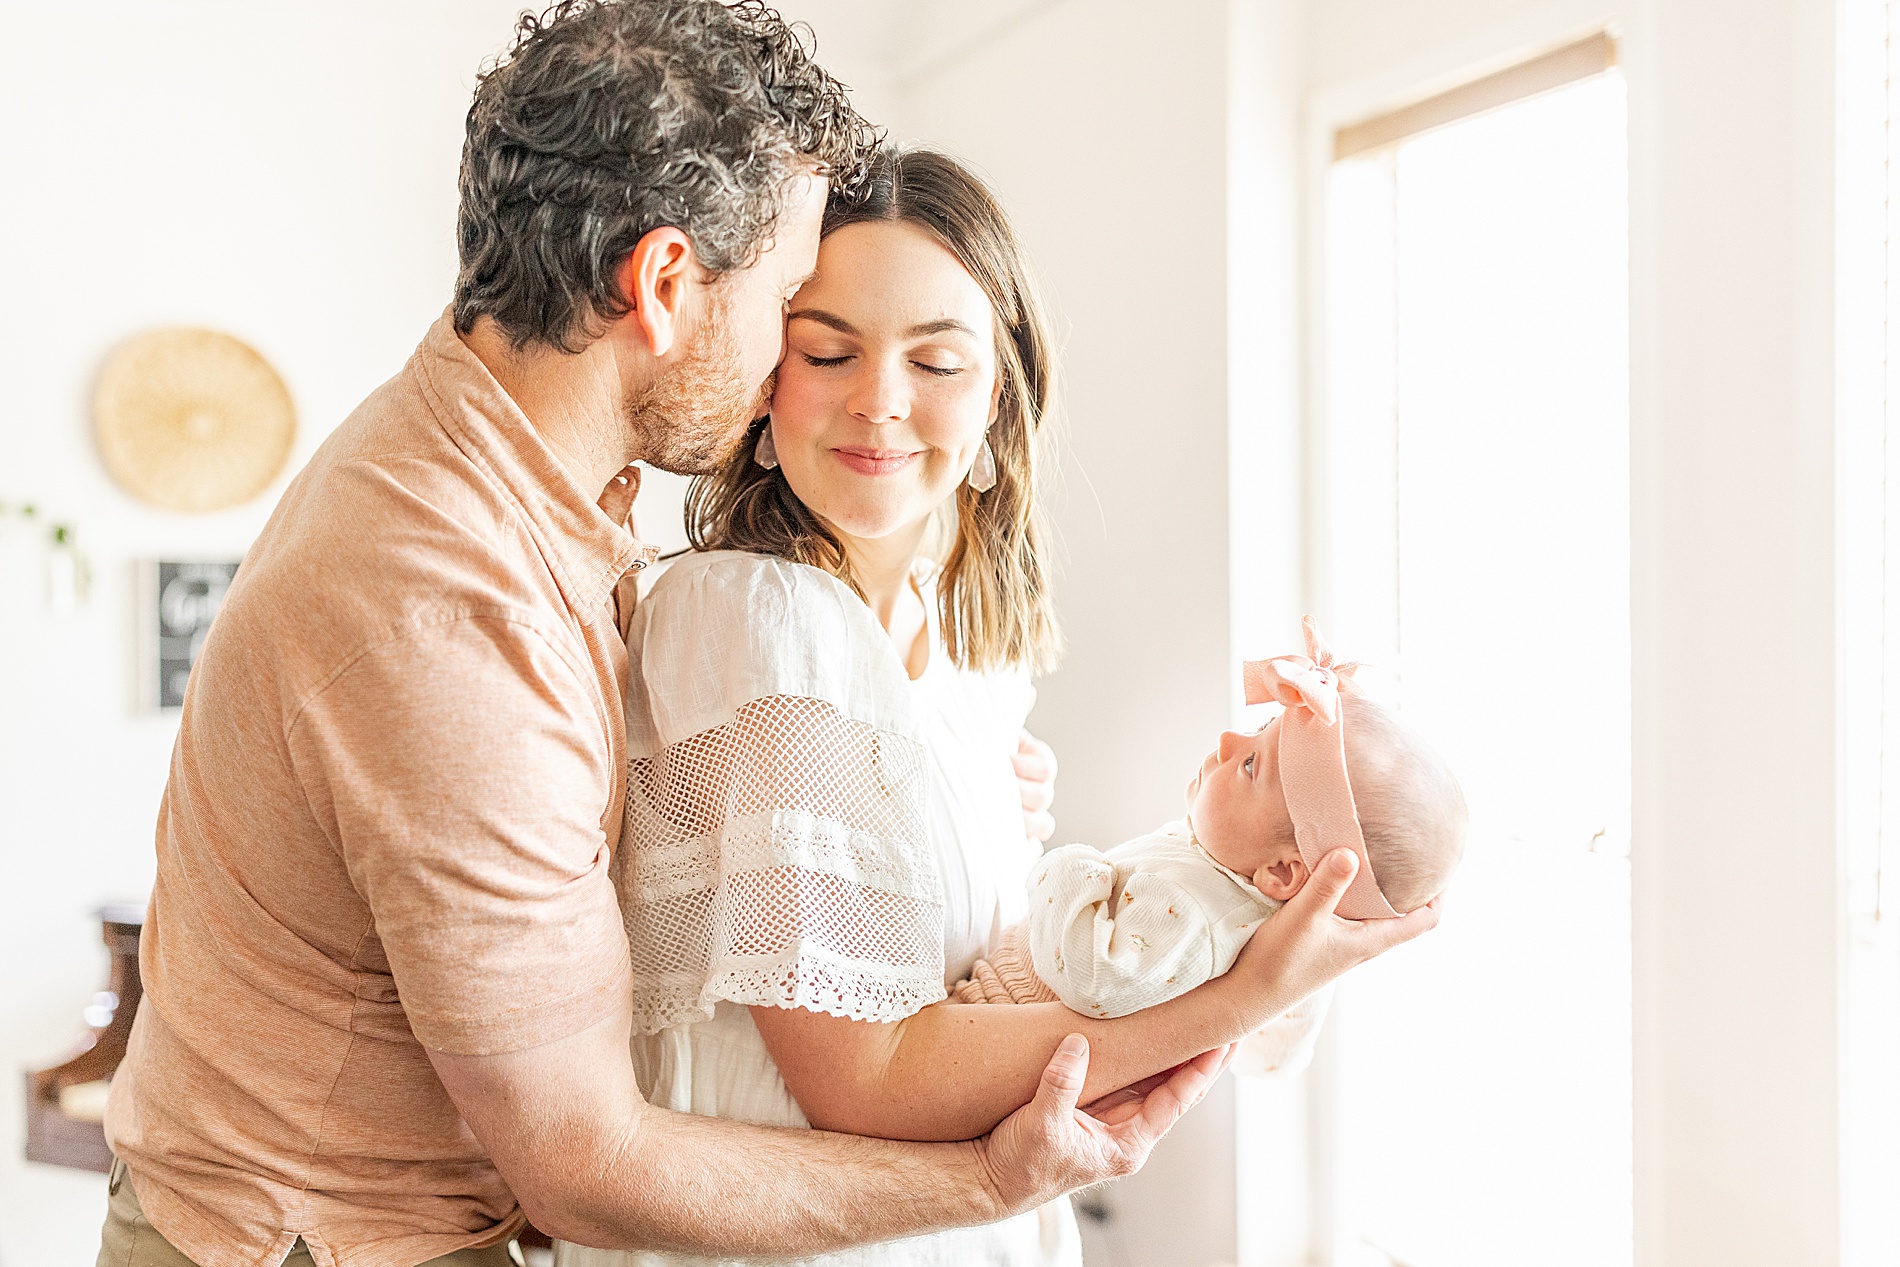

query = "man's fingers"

[1036,1035,1089,1117]
[1013,730,1057,780]
[1024,810,1056,843]
[1110,1045,1222,1151]
[1018,778,1055,814]
[1011,749,1054,782]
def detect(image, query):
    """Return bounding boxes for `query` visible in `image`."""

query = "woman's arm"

[751,848,1434,1141]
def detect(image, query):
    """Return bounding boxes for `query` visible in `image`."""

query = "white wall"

[0,5,585,1264]
[1629,0,1843,1261]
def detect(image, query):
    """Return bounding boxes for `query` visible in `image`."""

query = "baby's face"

[1185,717,1308,900]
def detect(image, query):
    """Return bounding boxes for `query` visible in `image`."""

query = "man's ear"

[613,226,697,359]
[1252,856,1311,902]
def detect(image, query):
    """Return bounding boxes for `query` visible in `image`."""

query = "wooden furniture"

[24,904,144,1172]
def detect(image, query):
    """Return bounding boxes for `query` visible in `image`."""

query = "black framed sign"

[141,560,240,710]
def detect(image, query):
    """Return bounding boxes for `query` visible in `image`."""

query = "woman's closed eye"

[801,351,853,368]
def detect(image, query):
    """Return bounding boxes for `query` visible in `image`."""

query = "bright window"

[1839,2,1900,1262]
[1314,69,1632,1267]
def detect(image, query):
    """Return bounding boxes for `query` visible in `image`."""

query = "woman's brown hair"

[686,145,1062,674]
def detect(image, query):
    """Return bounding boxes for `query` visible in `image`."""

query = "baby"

[956,618,1467,1021]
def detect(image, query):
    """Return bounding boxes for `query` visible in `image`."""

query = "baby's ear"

[1252,856,1309,901]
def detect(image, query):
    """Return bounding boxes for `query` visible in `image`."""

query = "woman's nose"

[847,357,911,425]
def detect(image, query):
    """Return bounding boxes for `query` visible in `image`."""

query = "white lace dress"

[554,550,1082,1267]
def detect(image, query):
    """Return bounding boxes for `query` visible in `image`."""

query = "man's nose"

[848,357,911,425]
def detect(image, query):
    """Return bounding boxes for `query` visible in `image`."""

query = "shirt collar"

[411,311,659,615]
[1172,818,1280,906]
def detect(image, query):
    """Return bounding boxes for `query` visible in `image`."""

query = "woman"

[559,148,1318,1267]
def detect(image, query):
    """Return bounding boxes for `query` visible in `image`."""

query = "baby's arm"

[1026,844,1226,1019]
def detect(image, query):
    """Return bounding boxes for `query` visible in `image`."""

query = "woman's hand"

[1216,849,1439,1032]
[1014,729,1058,842]
[973,1036,1227,1217]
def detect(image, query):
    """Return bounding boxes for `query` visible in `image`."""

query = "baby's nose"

[1217,730,1248,762]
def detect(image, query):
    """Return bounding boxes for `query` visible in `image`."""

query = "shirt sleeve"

[1025,844,1222,1018]
[618,553,946,1032]
[287,614,630,1057]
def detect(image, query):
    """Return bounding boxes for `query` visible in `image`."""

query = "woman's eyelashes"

[795,347,967,376]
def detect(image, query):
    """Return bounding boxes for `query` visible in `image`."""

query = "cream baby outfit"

[554,550,1081,1267]
[1027,822,1281,1019]
[956,822,1330,1078]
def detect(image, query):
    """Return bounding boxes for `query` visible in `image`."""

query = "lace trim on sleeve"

[616,693,946,1033]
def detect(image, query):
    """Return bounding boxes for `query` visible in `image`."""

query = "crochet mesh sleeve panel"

[616,692,945,1033]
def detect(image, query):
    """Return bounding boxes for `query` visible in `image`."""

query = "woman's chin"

[805,500,937,546]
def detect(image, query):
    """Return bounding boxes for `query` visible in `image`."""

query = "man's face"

[632,172,828,476]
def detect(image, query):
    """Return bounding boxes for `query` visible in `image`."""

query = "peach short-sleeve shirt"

[104,313,659,1267]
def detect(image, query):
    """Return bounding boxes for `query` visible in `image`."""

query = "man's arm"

[427,1001,1224,1255]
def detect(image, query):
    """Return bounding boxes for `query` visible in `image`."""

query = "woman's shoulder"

[627,549,915,748]
[646,547,856,609]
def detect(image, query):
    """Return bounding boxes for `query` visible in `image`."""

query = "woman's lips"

[833,446,922,476]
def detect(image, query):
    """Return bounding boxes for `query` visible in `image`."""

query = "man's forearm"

[533,1099,1005,1254]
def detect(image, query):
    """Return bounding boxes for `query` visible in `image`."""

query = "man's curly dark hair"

[453,0,879,353]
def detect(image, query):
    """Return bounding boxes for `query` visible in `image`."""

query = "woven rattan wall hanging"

[93,328,296,513]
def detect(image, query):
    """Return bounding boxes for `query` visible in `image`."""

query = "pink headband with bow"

[1242,616,1400,920]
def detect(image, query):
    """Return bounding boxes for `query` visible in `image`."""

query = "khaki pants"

[98,1159,523,1267]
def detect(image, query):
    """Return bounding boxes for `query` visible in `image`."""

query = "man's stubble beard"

[625,291,773,478]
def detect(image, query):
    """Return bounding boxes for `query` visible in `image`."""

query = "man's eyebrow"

[787,308,857,335]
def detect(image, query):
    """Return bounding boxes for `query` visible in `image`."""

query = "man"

[100,4,1434,1265]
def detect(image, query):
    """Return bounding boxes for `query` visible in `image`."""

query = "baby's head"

[1185,693,1466,913]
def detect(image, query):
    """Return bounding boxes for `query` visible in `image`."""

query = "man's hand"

[972,1035,1226,1218]
[1221,849,1439,1031]
[1014,729,1058,843]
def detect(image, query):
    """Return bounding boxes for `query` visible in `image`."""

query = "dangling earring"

[967,435,997,492]
[753,421,779,470]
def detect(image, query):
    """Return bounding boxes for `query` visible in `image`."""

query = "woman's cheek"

[769,364,832,437]
[920,373,994,451]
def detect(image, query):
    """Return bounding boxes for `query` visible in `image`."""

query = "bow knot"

[1235,616,1400,919]
[1242,616,1358,725]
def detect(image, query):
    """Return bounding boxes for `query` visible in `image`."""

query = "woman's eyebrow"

[787,310,978,340]
[907,317,978,338]
[787,308,857,334]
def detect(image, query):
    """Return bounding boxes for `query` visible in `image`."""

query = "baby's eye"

[1243,754,1256,775]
